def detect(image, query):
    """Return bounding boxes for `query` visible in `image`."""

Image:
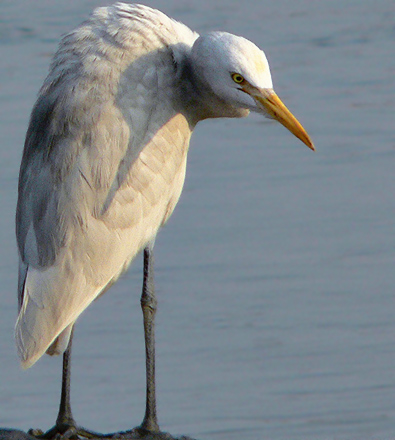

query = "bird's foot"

[28,425,110,440]
[28,427,196,440]
[28,424,192,440]
[89,426,173,439]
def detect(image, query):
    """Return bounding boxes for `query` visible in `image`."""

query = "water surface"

[0,1,394,439]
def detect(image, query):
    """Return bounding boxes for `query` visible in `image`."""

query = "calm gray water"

[0,1,394,439]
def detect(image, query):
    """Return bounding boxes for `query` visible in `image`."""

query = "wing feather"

[15,3,196,367]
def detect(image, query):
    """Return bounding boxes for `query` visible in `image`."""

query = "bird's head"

[191,32,314,150]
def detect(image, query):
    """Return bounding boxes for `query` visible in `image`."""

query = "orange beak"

[244,86,315,151]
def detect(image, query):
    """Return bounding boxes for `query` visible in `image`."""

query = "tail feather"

[15,265,91,369]
[15,292,70,369]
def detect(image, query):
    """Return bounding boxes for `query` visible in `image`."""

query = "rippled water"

[0,1,394,439]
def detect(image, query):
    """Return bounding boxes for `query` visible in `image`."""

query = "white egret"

[15,3,314,438]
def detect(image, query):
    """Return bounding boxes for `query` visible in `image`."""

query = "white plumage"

[15,2,313,435]
[16,4,197,368]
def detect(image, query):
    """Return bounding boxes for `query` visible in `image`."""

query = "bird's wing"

[15,3,196,368]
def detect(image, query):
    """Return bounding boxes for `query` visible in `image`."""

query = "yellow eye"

[231,73,244,84]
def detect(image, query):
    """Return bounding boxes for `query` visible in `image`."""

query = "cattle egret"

[16,3,314,438]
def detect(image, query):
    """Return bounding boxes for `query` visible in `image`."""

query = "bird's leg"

[29,330,78,439]
[55,328,76,434]
[31,248,161,440]
[138,246,160,434]
[30,328,106,440]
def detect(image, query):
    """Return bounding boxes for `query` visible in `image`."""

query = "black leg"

[55,327,76,433]
[139,246,160,433]
[29,330,78,439]
[30,329,106,440]
[30,247,162,439]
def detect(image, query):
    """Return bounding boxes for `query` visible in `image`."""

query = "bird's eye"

[231,73,244,84]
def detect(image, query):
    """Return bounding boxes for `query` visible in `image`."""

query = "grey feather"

[15,3,313,368]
